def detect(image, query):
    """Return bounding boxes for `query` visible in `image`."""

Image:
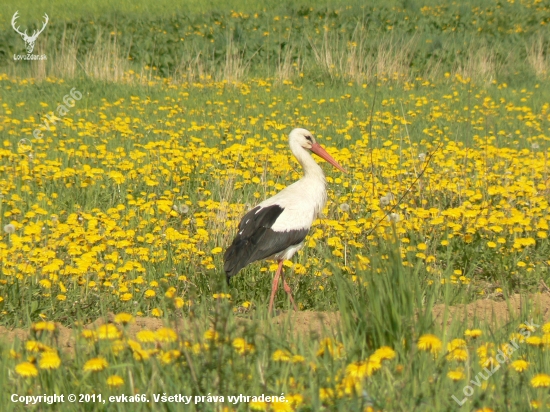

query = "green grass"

[1,239,548,411]
[1,0,550,410]
[2,0,550,85]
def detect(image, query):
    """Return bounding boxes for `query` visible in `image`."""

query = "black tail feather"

[223,205,285,283]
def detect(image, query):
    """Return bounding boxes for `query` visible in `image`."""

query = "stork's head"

[289,128,346,173]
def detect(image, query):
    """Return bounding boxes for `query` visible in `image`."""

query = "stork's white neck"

[289,140,326,183]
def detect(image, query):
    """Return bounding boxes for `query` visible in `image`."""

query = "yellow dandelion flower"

[38,351,61,370]
[232,337,246,354]
[136,330,156,343]
[114,313,134,325]
[107,375,124,387]
[285,393,303,406]
[510,360,529,372]
[250,401,267,411]
[155,327,177,342]
[272,349,291,362]
[26,340,48,352]
[203,329,219,341]
[365,358,382,376]
[417,334,442,354]
[81,330,97,340]
[120,293,132,301]
[15,361,38,377]
[447,367,466,381]
[346,361,368,379]
[83,357,108,372]
[271,399,293,411]
[97,324,121,340]
[341,374,361,395]
[447,338,467,350]
[159,350,180,364]
[446,348,468,362]
[133,349,150,361]
[542,323,550,334]
[151,308,163,317]
[292,355,305,363]
[531,373,550,388]
[526,336,542,347]
[371,346,396,362]
[39,279,52,289]
[232,337,254,355]
[173,297,184,308]
[212,293,231,299]
[144,289,156,298]
[477,343,493,358]
[447,339,467,352]
[32,321,56,332]
[127,340,142,351]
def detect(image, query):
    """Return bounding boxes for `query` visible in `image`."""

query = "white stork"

[224,128,346,314]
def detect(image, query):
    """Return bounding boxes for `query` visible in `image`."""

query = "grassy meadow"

[1,0,550,410]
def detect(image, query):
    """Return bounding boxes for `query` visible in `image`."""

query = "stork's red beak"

[310,143,347,173]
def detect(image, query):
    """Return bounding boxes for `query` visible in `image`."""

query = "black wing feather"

[223,204,308,284]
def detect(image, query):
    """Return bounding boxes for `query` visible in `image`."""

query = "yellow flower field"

[1,73,549,311]
[0,71,549,410]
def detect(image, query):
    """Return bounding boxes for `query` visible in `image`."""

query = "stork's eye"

[305,136,313,143]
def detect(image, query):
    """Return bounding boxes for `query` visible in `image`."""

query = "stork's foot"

[268,260,298,315]
[282,274,298,312]
[268,260,284,316]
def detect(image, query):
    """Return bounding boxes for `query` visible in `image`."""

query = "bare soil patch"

[432,293,550,327]
[3,294,550,351]
[270,310,341,337]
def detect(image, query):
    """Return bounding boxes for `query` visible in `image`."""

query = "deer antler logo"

[11,11,49,54]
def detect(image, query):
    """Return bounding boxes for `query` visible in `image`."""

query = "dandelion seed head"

[339,203,350,212]
[4,224,15,234]
[418,153,427,161]
[387,212,400,223]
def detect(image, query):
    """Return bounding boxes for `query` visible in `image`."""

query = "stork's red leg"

[281,271,298,311]
[268,260,284,315]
